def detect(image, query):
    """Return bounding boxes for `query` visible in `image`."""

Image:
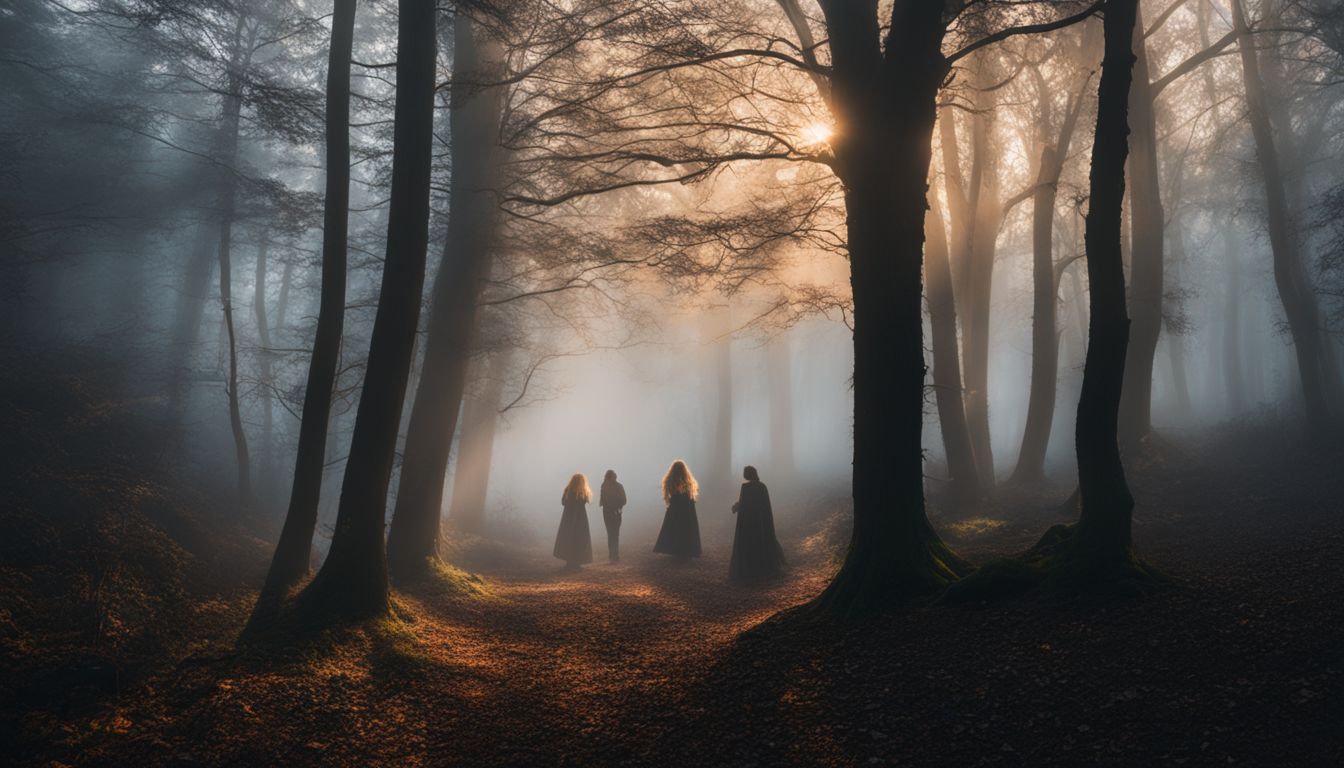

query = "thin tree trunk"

[167,229,217,415]
[925,189,981,498]
[250,0,356,614]
[701,307,735,502]
[766,329,796,478]
[385,14,505,581]
[274,257,294,337]
[961,57,1001,487]
[446,352,508,534]
[1118,6,1163,449]
[298,0,438,621]
[1222,227,1245,413]
[216,16,255,507]
[253,235,275,489]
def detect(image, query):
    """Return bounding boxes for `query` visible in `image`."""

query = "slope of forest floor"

[3,359,1341,766]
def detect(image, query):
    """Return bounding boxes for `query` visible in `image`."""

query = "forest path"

[392,535,835,764]
[71,527,836,767]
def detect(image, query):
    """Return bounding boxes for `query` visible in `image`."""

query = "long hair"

[661,460,699,502]
[562,473,591,504]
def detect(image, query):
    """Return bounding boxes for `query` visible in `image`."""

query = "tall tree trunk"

[925,189,981,498]
[701,307,735,502]
[766,329,796,478]
[1011,67,1089,484]
[961,58,1001,487]
[167,229,217,415]
[298,0,438,621]
[1164,217,1192,415]
[1118,6,1163,450]
[1073,0,1139,569]
[216,17,254,507]
[446,352,508,534]
[1231,0,1338,436]
[385,14,505,581]
[253,235,275,490]
[808,0,968,616]
[274,257,294,336]
[251,0,356,613]
[1222,226,1246,413]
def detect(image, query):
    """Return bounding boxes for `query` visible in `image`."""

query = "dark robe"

[599,479,626,562]
[728,480,786,582]
[653,491,701,558]
[553,497,593,565]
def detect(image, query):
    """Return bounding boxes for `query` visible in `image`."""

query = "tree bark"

[1118,6,1163,450]
[1073,0,1139,568]
[298,0,438,621]
[253,234,275,489]
[808,0,969,616]
[961,58,1001,487]
[252,0,356,610]
[385,13,505,581]
[446,352,508,534]
[167,229,217,415]
[216,15,255,507]
[925,189,980,498]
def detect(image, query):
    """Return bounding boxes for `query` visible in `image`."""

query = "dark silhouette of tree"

[297,0,439,621]
[948,0,1163,600]
[386,11,506,582]
[250,0,357,620]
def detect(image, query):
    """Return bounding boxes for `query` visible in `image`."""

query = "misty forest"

[3,0,1343,764]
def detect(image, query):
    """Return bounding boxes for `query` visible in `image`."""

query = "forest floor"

[4,364,1342,766]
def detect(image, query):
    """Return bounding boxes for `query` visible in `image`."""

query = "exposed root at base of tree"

[942,522,1171,604]
[389,555,492,598]
[793,525,973,621]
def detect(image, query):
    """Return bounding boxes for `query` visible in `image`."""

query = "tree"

[949,0,1162,600]
[385,11,506,582]
[1010,40,1093,484]
[1232,0,1342,437]
[297,0,439,621]
[250,0,357,619]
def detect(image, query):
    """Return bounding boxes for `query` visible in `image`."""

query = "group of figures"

[553,460,788,583]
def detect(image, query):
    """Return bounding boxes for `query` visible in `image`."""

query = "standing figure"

[599,469,627,562]
[728,465,786,582]
[654,460,702,559]
[554,473,594,570]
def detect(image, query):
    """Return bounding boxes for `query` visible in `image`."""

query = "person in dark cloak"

[728,465,786,582]
[599,469,627,562]
[653,459,701,559]
[554,473,594,570]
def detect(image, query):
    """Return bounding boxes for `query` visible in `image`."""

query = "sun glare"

[803,122,834,146]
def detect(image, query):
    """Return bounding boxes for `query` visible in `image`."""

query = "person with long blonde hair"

[554,473,593,570]
[653,460,701,559]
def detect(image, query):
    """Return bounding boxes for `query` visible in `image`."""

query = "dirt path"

[62,536,833,767]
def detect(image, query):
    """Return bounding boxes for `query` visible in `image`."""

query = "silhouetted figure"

[653,460,702,559]
[554,473,593,570]
[728,465,786,583]
[599,469,627,562]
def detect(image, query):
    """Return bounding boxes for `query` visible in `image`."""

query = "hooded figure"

[554,473,594,569]
[599,469,627,562]
[728,466,786,582]
[653,460,701,559]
